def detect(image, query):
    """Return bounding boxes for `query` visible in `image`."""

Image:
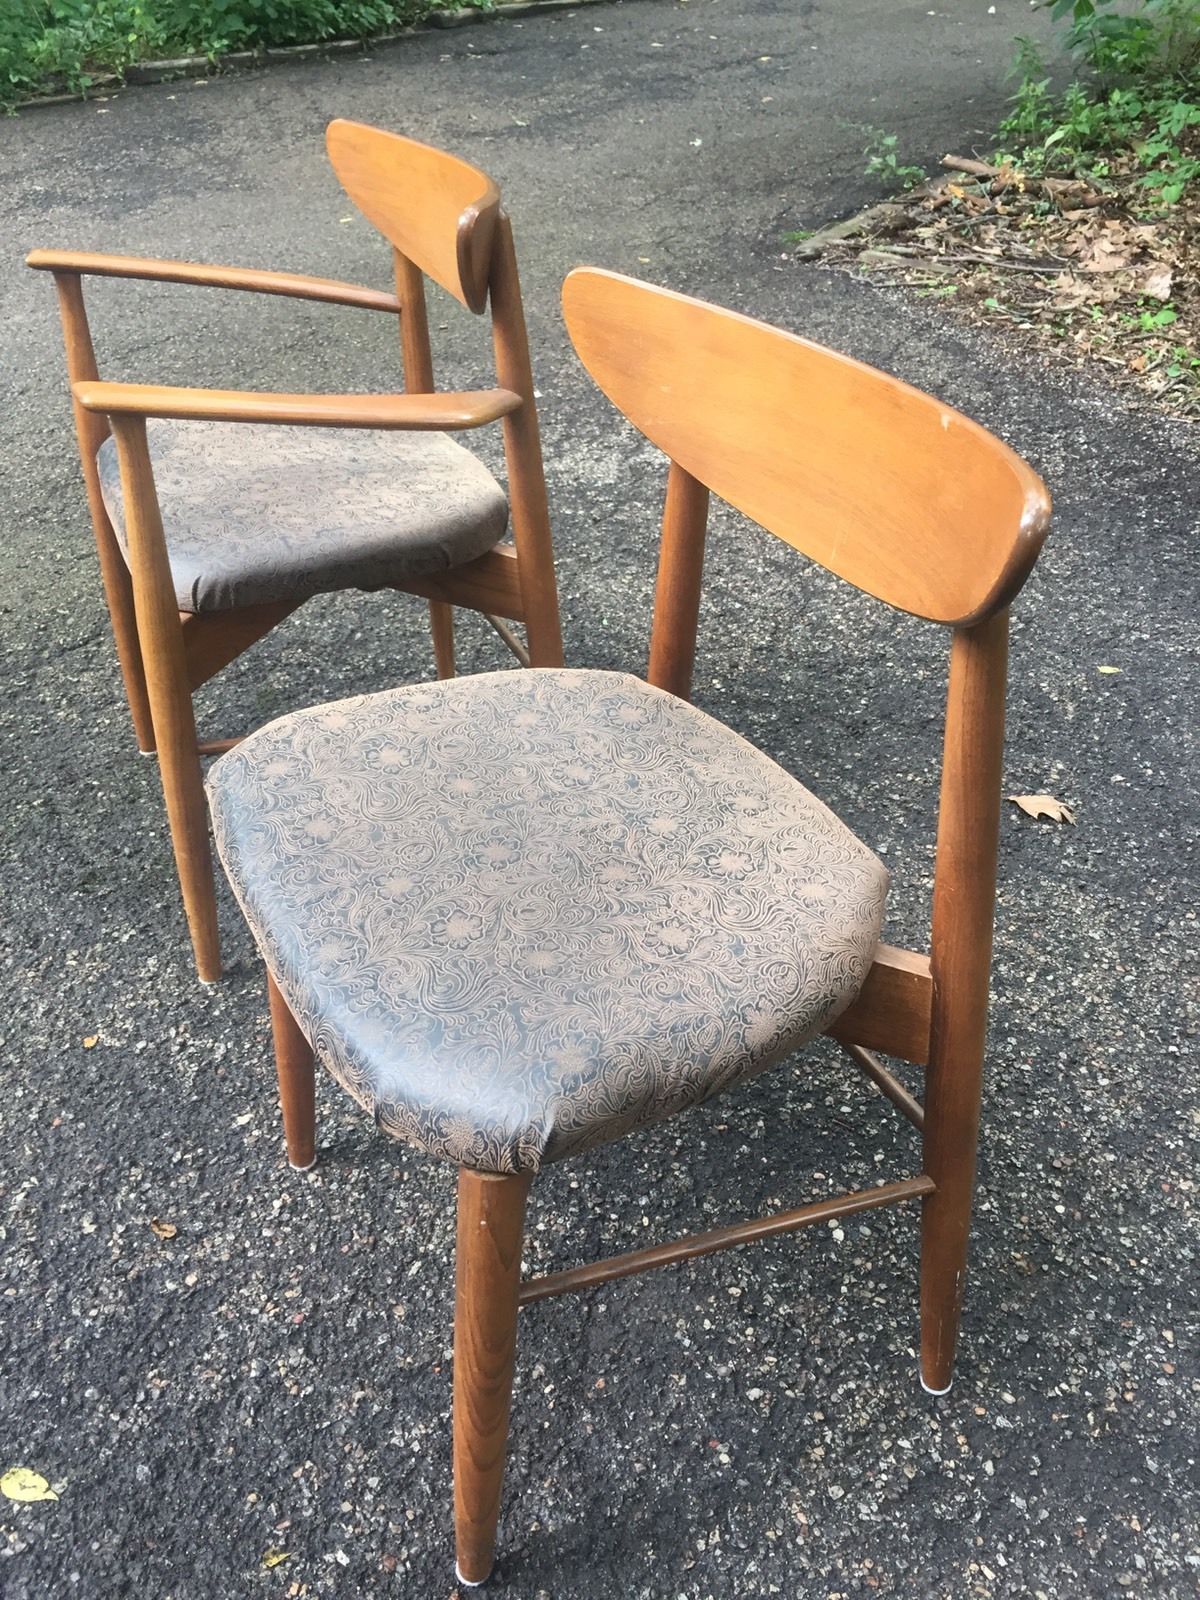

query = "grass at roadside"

[0,0,493,110]
[795,0,1200,417]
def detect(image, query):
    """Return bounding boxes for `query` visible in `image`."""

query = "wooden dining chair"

[204,269,1050,1585]
[26,120,563,984]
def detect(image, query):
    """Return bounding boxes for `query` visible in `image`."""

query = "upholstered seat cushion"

[97,419,509,614]
[207,670,889,1174]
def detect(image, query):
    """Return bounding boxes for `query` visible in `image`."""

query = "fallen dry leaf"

[1,1468,59,1503]
[82,1036,98,1049]
[1008,794,1077,824]
[149,1219,178,1240]
[262,1549,291,1570]
[1141,265,1173,301]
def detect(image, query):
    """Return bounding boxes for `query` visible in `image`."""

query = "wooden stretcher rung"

[840,1041,925,1130]
[518,1174,935,1306]
[483,612,531,666]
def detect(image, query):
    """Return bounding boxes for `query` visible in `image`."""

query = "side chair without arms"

[204,269,1051,1585]
[27,120,563,985]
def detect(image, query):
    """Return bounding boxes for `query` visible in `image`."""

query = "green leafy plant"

[996,1,1200,203]
[862,127,927,191]
[1,0,490,107]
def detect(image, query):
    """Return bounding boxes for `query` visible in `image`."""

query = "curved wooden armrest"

[72,381,522,430]
[26,249,403,316]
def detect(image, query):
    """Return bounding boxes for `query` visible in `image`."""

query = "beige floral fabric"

[207,670,889,1174]
[97,419,509,614]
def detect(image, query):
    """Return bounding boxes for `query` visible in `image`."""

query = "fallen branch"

[942,154,999,179]
[940,153,1106,209]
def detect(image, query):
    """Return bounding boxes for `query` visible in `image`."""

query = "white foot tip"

[288,1157,318,1172]
[921,1375,953,1396]
[198,977,222,988]
[455,1564,491,1588]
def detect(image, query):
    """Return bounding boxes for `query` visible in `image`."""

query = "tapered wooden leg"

[266,973,316,1170]
[430,600,456,679]
[152,699,221,983]
[453,1169,530,1586]
[110,415,221,983]
[919,1047,986,1394]
[919,614,1008,1393]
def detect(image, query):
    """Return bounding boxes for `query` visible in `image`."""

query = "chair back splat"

[326,119,501,314]
[561,267,1049,628]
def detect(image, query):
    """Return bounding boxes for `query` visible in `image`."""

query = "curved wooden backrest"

[326,120,500,314]
[562,269,1051,625]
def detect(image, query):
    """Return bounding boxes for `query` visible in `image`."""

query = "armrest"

[26,249,403,316]
[71,380,522,430]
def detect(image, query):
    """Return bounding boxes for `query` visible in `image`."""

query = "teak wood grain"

[27,248,404,314]
[267,972,316,1171]
[562,268,1050,626]
[920,611,1010,1392]
[109,414,220,982]
[327,120,500,314]
[72,382,521,430]
[453,1171,529,1586]
[825,943,933,1066]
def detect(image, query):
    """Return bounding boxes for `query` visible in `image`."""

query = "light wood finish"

[562,269,1050,627]
[399,544,525,621]
[453,1170,530,1586]
[826,943,934,1066]
[519,1176,934,1307]
[73,381,521,430]
[196,736,246,756]
[27,248,404,314]
[647,462,710,699]
[327,121,500,314]
[393,244,458,681]
[489,216,563,668]
[920,611,1009,1392]
[109,415,220,983]
[395,248,435,391]
[52,272,156,753]
[181,601,301,693]
[33,123,562,981]
[840,1043,925,1131]
[482,612,532,667]
[430,600,457,679]
[267,972,316,1170]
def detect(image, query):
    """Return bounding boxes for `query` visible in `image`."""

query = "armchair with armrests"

[28,119,563,983]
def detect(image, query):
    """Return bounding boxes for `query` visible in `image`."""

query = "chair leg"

[150,684,222,983]
[453,1169,530,1586]
[918,1035,986,1395]
[430,600,456,679]
[266,973,316,1170]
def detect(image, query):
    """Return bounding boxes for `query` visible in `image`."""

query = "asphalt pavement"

[1,2,1197,1596]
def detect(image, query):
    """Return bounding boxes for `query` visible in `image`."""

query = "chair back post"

[488,215,563,668]
[646,460,710,699]
[920,607,1009,1388]
[393,248,435,394]
[51,270,156,751]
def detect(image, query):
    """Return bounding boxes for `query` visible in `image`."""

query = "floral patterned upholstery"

[207,670,889,1174]
[97,419,509,614]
